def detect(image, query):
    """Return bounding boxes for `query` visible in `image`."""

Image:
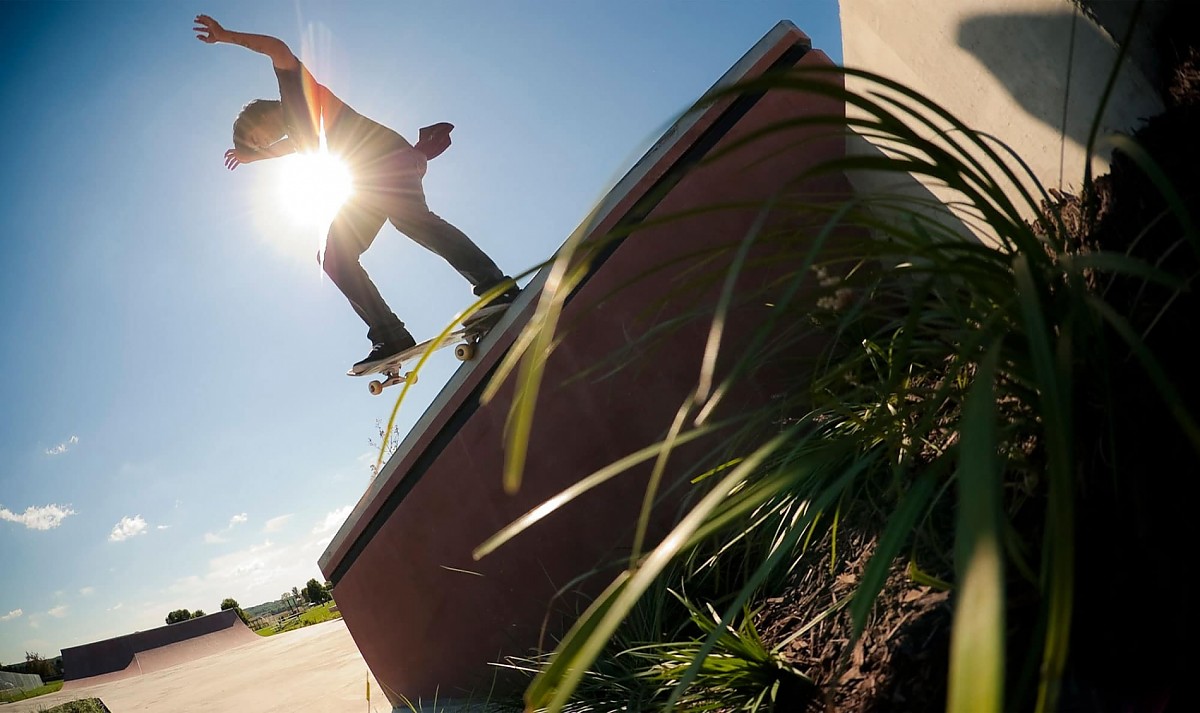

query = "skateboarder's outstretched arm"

[194,14,299,70]
[195,14,348,170]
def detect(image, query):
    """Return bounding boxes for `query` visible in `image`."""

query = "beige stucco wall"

[840,0,1163,237]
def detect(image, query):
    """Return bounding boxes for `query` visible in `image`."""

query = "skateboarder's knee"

[321,240,355,280]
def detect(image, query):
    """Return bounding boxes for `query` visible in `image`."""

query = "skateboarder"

[194,14,518,371]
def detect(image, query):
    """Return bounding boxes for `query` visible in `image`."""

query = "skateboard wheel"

[368,380,384,396]
[454,343,476,361]
[405,371,419,385]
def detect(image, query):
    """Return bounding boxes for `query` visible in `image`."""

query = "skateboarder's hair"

[232,99,283,154]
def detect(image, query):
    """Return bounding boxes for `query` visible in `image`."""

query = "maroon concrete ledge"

[319,20,855,708]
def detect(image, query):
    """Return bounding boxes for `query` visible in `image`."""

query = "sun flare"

[277,150,353,229]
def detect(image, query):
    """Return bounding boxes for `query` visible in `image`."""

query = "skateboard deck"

[349,304,508,395]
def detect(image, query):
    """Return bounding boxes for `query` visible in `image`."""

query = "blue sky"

[0,1,842,665]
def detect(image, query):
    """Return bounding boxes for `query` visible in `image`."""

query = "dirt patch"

[757,525,953,713]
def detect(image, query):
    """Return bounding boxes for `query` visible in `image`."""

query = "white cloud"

[149,538,328,616]
[204,512,250,544]
[312,506,353,535]
[1,609,22,622]
[157,525,170,530]
[207,541,276,581]
[109,515,148,542]
[80,587,95,597]
[263,514,292,533]
[44,435,79,456]
[0,504,76,530]
[47,605,68,619]
[107,603,123,612]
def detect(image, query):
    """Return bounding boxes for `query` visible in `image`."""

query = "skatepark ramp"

[61,608,259,689]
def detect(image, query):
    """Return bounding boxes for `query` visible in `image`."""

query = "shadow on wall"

[955,9,1161,153]
[1076,0,1172,83]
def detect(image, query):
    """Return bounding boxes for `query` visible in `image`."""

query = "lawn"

[253,601,341,636]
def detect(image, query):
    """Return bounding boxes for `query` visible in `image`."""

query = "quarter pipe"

[60,608,259,690]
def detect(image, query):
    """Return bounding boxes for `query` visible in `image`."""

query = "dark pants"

[321,148,505,345]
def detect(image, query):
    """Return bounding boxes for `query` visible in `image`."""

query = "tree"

[304,578,331,604]
[191,609,206,618]
[165,609,192,625]
[220,597,249,625]
[24,652,54,679]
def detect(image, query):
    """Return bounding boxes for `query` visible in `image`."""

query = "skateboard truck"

[366,333,481,395]
[368,369,418,396]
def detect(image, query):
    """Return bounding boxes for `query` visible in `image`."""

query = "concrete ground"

[3,620,391,713]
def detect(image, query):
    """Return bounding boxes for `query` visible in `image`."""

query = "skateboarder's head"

[233,99,285,153]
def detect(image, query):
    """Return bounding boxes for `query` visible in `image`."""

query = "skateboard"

[349,304,508,395]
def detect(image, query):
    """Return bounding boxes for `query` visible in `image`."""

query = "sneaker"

[491,283,521,306]
[464,283,521,330]
[351,332,417,374]
[481,279,521,308]
[475,276,520,301]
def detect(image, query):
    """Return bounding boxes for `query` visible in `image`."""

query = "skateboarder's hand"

[224,147,251,170]
[193,15,227,44]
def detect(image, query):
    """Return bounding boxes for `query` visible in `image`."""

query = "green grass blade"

[1102,134,1200,256]
[1086,294,1200,451]
[525,430,797,711]
[1082,0,1144,200]
[472,422,721,561]
[525,571,633,710]
[375,290,519,473]
[695,200,771,403]
[1013,256,1074,713]
[490,205,605,494]
[664,463,858,709]
[696,195,862,425]
[632,392,696,563]
[948,344,1005,713]
[1060,252,1187,290]
[847,469,938,645]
